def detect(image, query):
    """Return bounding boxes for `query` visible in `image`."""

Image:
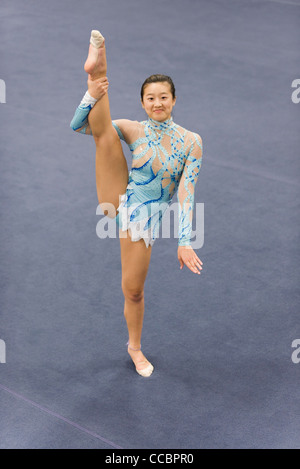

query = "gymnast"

[70,30,203,377]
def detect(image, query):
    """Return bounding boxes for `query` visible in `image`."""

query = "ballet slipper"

[84,30,106,76]
[90,30,105,49]
[127,342,154,378]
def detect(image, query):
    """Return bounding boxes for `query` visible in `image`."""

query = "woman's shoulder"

[112,119,143,143]
[175,122,202,148]
[190,131,203,148]
[113,119,142,130]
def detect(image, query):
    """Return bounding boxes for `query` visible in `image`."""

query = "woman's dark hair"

[141,74,176,101]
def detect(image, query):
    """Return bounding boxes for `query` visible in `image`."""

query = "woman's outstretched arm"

[177,133,203,274]
[70,77,109,135]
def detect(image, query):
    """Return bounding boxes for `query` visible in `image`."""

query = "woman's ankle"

[127,343,141,352]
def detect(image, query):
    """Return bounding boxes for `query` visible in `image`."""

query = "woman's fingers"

[186,256,203,275]
[88,75,108,84]
[190,263,201,274]
[87,76,109,99]
[194,254,203,266]
[178,247,203,275]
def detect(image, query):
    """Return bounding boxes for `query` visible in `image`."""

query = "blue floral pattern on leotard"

[70,105,203,248]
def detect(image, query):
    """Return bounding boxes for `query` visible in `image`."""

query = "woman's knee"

[122,281,144,303]
[93,125,120,148]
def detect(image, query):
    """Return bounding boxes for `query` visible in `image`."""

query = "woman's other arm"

[177,133,203,274]
[70,76,109,135]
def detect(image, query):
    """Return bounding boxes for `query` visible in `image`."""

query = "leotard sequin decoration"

[70,103,203,248]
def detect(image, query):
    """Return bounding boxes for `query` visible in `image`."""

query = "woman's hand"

[87,75,109,100]
[178,246,203,275]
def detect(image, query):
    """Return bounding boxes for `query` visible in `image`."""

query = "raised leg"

[85,31,129,211]
[120,234,154,377]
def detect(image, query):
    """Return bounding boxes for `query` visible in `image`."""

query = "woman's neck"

[147,116,174,131]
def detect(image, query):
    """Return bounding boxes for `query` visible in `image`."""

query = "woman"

[70,30,203,377]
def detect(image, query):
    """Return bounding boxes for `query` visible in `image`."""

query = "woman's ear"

[141,99,145,110]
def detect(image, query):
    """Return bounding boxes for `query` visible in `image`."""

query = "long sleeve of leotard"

[177,134,203,247]
[70,102,93,134]
[70,101,125,141]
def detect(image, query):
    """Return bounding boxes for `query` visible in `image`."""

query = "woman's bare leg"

[120,233,153,376]
[84,31,128,211]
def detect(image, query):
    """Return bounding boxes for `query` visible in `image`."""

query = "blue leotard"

[70,101,203,248]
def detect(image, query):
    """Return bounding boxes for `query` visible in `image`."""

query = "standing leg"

[84,31,129,211]
[120,233,154,377]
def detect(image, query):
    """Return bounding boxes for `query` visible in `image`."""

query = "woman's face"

[141,82,176,122]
